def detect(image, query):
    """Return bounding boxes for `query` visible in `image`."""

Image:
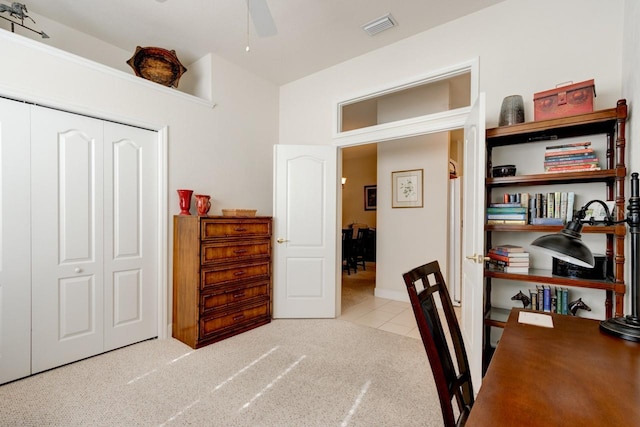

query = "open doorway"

[341,143,378,312]
[339,132,464,343]
[332,59,476,336]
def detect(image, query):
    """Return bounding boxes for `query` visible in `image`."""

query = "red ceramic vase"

[195,194,211,216]
[177,189,193,215]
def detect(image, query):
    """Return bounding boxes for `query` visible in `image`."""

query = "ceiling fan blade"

[248,0,277,37]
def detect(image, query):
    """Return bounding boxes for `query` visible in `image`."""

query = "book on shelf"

[488,202,523,208]
[545,141,591,151]
[560,192,568,221]
[544,146,594,158]
[487,250,529,259]
[545,164,601,173]
[489,249,529,259]
[537,286,544,311]
[493,244,526,253]
[557,287,569,315]
[486,206,528,214]
[543,285,551,312]
[531,217,564,225]
[487,253,530,263]
[535,193,543,219]
[490,253,530,261]
[486,219,527,225]
[546,192,554,218]
[487,213,527,220]
[530,291,538,311]
[488,259,529,269]
[488,263,529,273]
[544,150,595,159]
[543,156,599,166]
[567,192,575,221]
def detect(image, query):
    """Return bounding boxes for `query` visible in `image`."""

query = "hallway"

[339,263,421,339]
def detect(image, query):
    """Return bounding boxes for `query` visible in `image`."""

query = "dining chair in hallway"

[342,229,354,275]
[353,228,368,271]
[402,260,474,427]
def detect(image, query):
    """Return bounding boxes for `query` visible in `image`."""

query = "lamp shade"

[530,228,595,268]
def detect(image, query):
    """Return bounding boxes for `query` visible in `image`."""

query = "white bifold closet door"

[30,106,158,374]
[0,99,31,385]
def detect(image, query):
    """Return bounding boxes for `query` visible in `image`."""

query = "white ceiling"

[22,0,505,85]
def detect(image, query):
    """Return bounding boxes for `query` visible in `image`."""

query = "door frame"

[0,90,170,340]
[333,59,479,310]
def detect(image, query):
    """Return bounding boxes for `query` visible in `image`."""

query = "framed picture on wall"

[392,169,423,208]
[364,185,377,211]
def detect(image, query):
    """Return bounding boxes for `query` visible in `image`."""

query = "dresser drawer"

[199,301,270,339]
[201,260,270,289]
[201,239,270,265]
[200,281,269,315]
[201,219,271,240]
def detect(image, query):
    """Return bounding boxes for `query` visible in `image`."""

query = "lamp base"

[599,315,640,342]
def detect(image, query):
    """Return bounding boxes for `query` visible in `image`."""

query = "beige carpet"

[0,318,443,426]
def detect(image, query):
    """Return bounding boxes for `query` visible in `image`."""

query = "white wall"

[622,0,640,316]
[279,0,625,306]
[0,31,278,213]
[280,0,624,145]
[376,134,448,300]
[0,29,279,327]
[623,1,640,175]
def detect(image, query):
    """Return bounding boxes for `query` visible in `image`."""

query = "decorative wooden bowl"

[126,46,187,88]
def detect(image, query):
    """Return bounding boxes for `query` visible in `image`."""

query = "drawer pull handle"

[233,314,245,321]
[233,292,245,298]
[234,227,248,232]
[234,249,247,254]
[234,271,247,276]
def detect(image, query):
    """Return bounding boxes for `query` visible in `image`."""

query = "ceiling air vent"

[362,14,397,36]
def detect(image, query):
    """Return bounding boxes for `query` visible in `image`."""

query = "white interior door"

[0,98,31,384]
[31,106,105,373]
[273,145,337,318]
[461,93,486,390]
[103,122,158,351]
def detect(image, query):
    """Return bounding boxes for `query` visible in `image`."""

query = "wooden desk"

[467,309,640,426]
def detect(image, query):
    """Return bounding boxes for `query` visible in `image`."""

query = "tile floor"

[339,295,423,340]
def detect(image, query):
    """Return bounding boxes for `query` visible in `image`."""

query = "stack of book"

[486,245,530,273]
[486,196,529,225]
[544,141,600,173]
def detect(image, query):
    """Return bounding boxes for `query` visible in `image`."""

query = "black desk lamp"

[530,172,640,342]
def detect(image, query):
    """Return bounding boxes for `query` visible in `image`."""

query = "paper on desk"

[518,311,554,328]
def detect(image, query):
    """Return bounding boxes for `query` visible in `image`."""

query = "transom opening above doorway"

[333,59,478,147]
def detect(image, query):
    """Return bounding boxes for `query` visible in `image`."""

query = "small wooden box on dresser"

[173,215,272,348]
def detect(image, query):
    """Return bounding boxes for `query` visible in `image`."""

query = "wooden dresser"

[172,215,272,348]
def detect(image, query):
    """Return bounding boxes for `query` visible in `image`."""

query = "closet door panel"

[0,98,31,384]
[103,122,158,350]
[31,106,104,373]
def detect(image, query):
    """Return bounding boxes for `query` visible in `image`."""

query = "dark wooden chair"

[342,229,354,275]
[402,260,474,427]
[352,228,368,271]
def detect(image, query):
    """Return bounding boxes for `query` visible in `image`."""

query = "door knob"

[276,238,289,244]
[74,267,82,273]
[466,254,489,264]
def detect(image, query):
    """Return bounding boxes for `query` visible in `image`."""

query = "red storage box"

[533,80,595,121]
